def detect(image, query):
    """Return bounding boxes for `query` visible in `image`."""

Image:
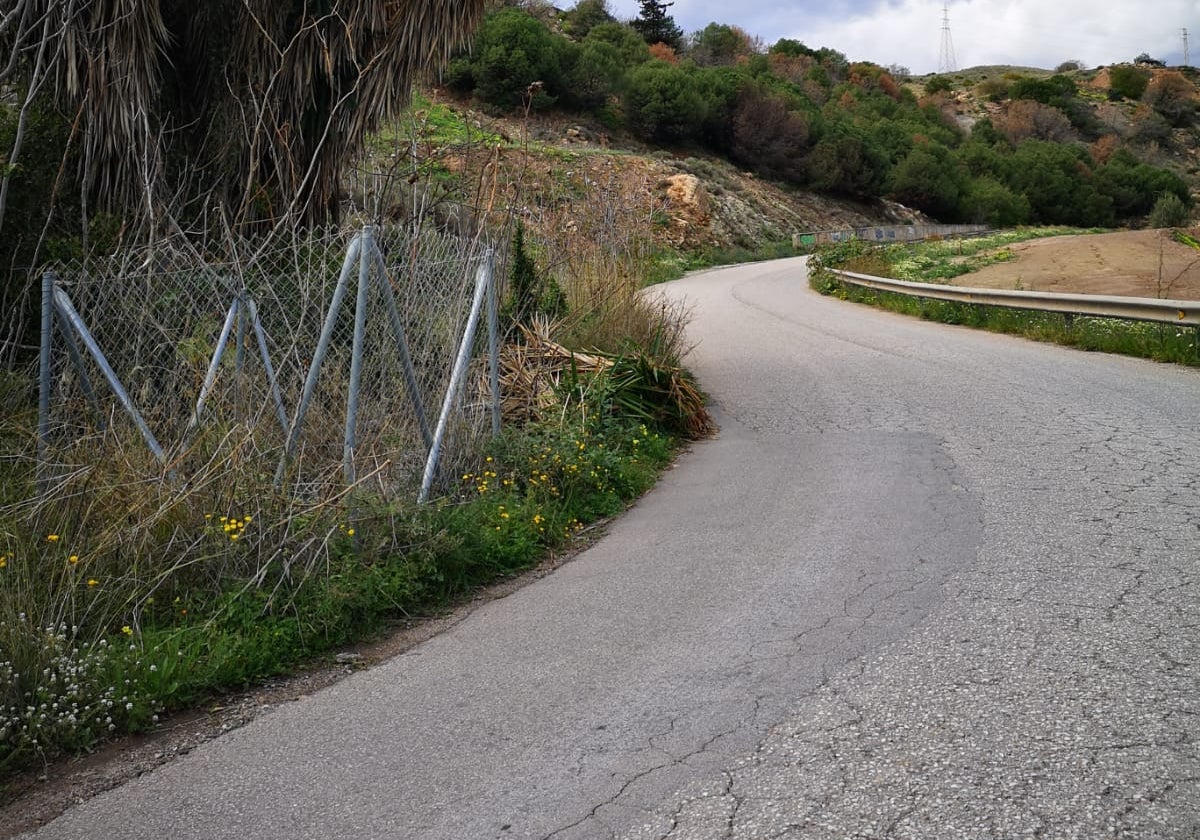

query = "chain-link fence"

[31,223,500,506]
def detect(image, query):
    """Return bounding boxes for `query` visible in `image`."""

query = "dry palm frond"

[491,315,612,425]
[2,0,487,227]
[489,315,713,439]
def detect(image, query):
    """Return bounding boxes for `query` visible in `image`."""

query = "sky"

[605,0,1198,74]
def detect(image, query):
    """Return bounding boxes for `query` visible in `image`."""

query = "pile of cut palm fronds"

[491,317,712,439]
[492,318,610,424]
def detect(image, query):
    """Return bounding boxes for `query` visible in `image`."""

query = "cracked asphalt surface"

[22,258,1200,839]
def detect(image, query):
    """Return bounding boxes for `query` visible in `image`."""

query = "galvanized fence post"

[276,232,362,485]
[52,286,169,468]
[419,253,492,504]
[369,240,433,450]
[485,248,501,438]
[343,226,373,485]
[53,305,103,428]
[36,270,54,491]
[245,295,289,436]
[186,295,240,437]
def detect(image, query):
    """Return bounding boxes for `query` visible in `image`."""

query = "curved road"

[23,258,1200,839]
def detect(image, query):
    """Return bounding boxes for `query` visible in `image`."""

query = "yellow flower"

[500,512,509,519]
[243,515,252,523]
[0,556,7,569]
[46,534,60,542]
[204,513,212,520]
[219,516,227,522]
[121,625,133,636]
[229,534,238,541]
[68,555,79,564]
[87,579,98,587]
[346,529,355,536]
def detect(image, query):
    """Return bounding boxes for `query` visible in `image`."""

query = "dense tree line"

[444,1,1194,228]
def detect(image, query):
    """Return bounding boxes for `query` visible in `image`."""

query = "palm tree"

[2,0,487,229]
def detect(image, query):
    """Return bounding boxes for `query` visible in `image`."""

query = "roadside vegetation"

[810,231,1200,367]
[0,231,710,781]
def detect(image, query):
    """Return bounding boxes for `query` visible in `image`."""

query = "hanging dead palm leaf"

[2,0,487,228]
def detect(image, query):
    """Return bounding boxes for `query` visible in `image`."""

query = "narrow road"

[24,258,1200,839]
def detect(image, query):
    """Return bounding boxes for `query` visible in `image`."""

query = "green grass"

[0,407,679,783]
[639,240,802,287]
[879,227,1108,283]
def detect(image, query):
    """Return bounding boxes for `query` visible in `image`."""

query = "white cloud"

[604,0,1197,73]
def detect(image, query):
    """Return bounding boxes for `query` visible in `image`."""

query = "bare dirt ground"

[960,229,1200,300]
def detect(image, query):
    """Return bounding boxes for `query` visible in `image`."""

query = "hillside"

[922,63,1200,188]
[404,6,1200,267]
[381,90,926,259]
[386,63,1198,274]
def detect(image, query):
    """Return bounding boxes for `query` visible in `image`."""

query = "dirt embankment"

[960,229,1200,300]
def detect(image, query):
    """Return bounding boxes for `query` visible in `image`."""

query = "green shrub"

[1148,192,1191,228]
[1009,74,1077,104]
[625,60,706,143]
[564,0,614,40]
[470,8,572,111]
[924,75,953,94]
[583,22,651,66]
[1003,140,1114,226]
[566,39,628,110]
[805,123,889,199]
[1108,65,1151,100]
[1095,149,1191,219]
[505,222,567,327]
[887,145,964,220]
[960,177,1031,227]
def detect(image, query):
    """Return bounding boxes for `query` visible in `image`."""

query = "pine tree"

[631,0,682,50]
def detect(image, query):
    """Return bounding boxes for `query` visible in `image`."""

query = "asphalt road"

[24,258,1200,839]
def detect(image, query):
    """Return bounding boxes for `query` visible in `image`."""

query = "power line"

[938,3,958,74]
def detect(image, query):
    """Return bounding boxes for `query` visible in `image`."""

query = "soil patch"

[959,229,1200,300]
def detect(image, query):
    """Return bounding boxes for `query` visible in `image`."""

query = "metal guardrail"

[832,270,1200,327]
[795,224,991,248]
